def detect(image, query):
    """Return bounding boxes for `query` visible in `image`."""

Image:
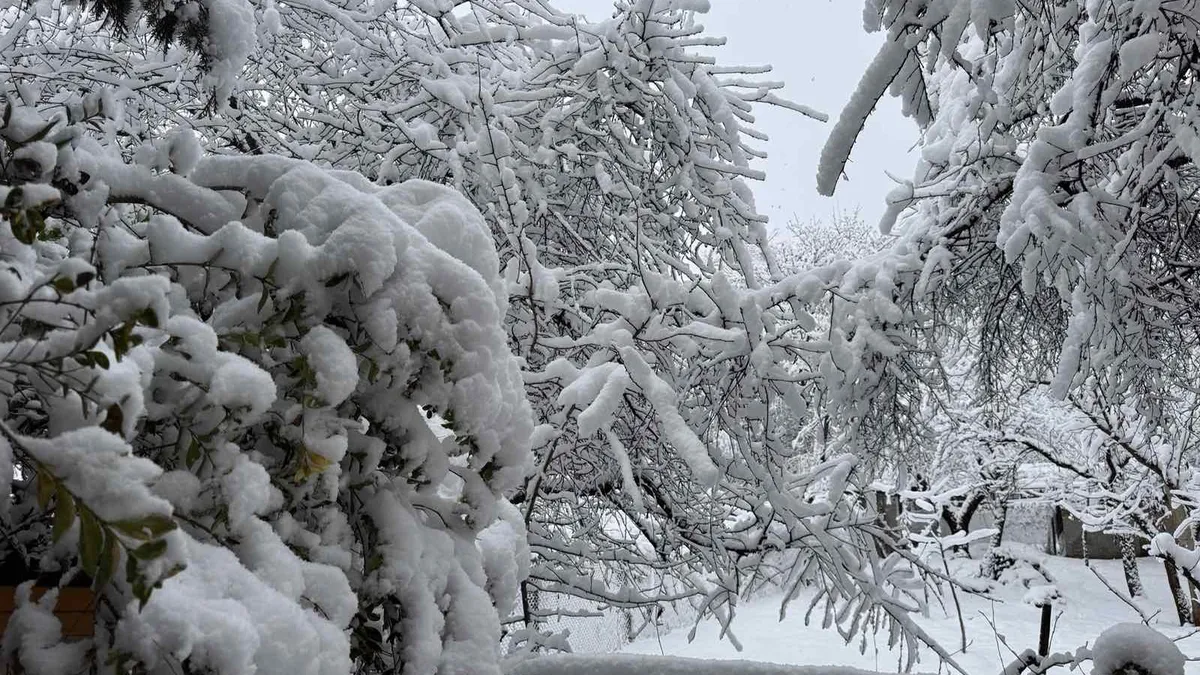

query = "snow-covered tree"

[0,76,535,675]
[817,0,1200,631]
[3,0,987,667]
[822,0,1200,426]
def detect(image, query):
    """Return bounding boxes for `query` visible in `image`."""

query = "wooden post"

[1037,602,1052,657]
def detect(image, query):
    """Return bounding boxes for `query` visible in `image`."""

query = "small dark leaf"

[101,402,124,435]
[88,351,110,369]
[75,271,95,287]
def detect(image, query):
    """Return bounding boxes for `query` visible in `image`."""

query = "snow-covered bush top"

[0,97,533,674]
[1091,623,1186,675]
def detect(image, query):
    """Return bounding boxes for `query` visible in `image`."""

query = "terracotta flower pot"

[0,585,95,639]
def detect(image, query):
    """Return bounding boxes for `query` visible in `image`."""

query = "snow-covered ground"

[621,557,1200,674]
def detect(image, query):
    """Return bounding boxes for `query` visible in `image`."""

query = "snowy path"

[622,557,1200,673]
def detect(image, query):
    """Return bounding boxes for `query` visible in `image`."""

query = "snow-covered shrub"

[0,94,533,674]
[989,545,1049,585]
[1090,624,1185,675]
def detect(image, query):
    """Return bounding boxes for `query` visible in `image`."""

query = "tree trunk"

[874,491,890,557]
[1119,535,1144,598]
[983,500,1009,580]
[1189,522,1200,626]
[1156,492,1196,626]
[1163,557,1191,625]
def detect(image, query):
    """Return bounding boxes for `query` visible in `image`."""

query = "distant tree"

[773,210,889,272]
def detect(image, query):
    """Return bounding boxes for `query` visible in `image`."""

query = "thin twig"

[1089,565,1151,624]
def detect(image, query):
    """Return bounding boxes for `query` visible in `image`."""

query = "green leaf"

[4,186,23,209]
[51,276,75,294]
[35,470,54,510]
[160,563,185,581]
[130,539,168,561]
[125,549,139,584]
[133,579,151,609]
[79,509,103,577]
[95,531,120,589]
[11,211,36,245]
[112,324,130,359]
[87,351,110,370]
[51,484,75,543]
[185,438,202,468]
[137,307,159,328]
[111,513,177,540]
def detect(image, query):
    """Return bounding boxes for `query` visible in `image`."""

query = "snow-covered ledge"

[507,654,912,675]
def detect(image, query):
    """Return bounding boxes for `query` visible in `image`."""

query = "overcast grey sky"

[554,0,918,232]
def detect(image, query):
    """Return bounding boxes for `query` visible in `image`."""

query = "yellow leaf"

[293,450,334,482]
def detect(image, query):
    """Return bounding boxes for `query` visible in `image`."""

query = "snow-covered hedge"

[0,96,533,674]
